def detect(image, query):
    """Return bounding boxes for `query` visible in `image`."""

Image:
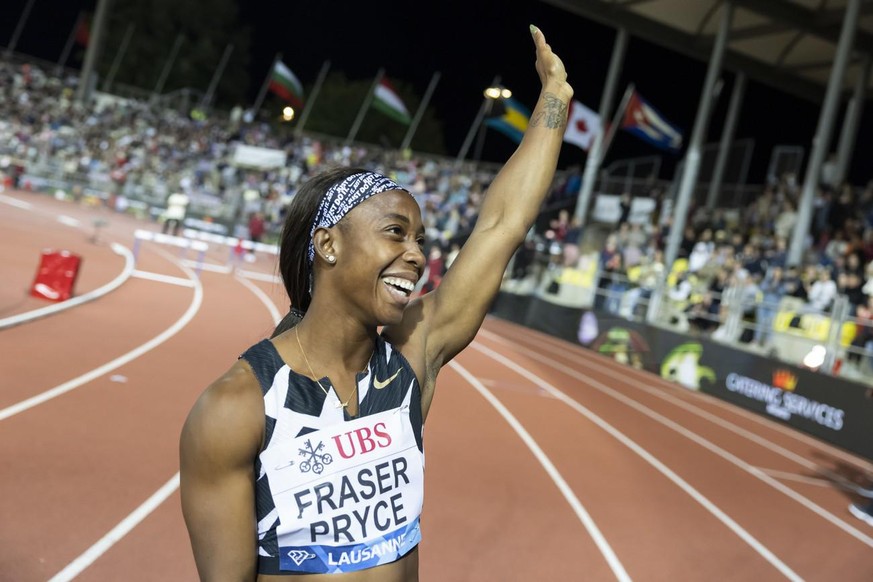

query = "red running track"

[1,189,872,582]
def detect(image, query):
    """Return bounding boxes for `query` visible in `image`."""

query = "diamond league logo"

[287,549,316,566]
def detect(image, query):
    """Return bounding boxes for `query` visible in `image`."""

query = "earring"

[327,255,336,263]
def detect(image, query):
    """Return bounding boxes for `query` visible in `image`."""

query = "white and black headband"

[307,171,403,264]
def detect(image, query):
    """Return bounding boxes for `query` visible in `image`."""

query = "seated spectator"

[688,240,713,273]
[689,267,730,335]
[847,296,873,371]
[622,249,665,319]
[736,270,762,343]
[774,201,797,241]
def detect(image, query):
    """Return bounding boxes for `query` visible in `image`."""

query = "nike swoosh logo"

[374,369,401,389]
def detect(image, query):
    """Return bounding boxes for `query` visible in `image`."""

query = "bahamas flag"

[484,97,530,143]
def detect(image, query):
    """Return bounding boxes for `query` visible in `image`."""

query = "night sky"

[2,0,869,186]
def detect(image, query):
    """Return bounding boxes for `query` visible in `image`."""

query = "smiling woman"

[179,24,573,581]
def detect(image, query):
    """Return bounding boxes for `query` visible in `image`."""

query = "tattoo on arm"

[530,92,567,129]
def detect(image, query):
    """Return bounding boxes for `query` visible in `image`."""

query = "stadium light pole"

[473,84,511,162]
[456,75,500,164]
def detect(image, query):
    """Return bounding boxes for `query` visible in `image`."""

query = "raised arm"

[179,364,264,582]
[421,25,573,367]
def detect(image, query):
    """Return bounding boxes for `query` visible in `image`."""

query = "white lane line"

[182,260,232,274]
[0,255,202,421]
[47,473,180,582]
[482,327,871,489]
[474,334,873,549]
[469,341,804,581]
[0,243,135,330]
[46,246,284,579]
[57,215,81,228]
[759,468,832,487]
[483,318,873,473]
[0,193,32,209]
[235,274,282,325]
[131,269,196,287]
[236,268,282,284]
[449,360,632,582]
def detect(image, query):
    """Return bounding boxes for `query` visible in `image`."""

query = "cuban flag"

[621,89,683,152]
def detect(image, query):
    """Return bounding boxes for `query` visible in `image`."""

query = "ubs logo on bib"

[332,422,393,459]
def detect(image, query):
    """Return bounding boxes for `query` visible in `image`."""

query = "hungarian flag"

[372,78,411,125]
[269,61,304,109]
[563,99,601,151]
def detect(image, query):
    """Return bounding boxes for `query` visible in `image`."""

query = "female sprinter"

[180,24,573,581]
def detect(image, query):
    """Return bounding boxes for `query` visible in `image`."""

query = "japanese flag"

[563,99,601,151]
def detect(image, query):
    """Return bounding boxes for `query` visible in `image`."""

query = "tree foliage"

[95,0,251,106]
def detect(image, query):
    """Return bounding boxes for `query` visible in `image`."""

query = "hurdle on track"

[181,228,279,265]
[133,230,209,276]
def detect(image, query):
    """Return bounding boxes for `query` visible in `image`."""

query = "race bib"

[260,405,424,573]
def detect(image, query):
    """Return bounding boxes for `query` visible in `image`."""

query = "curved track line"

[0,242,135,330]
[448,360,631,582]
[47,474,181,582]
[484,316,873,471]
[469,341,804,581]
[235,274,282,325]
[480,328,865,491]
[48,253,283,579]
[0,250,202,421]
[473,336,873,549]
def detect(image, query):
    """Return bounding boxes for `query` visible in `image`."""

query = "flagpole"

[600,82,634,161]
[4,0,36,59]
[346,67,384,145]
[102,23,135,92]
[56,11,83,73]
[295,59,330,138]
[251,52,281,121]
[456,75,500,163]
[574,83,634,225]
[400,71,441,151]
[200,43,234,110]
[75,0,110,104]
[151,33,184,106]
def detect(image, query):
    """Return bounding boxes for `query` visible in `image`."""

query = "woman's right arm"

[180,363,264,582]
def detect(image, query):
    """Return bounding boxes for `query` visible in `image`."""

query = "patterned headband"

[307,171,403,264]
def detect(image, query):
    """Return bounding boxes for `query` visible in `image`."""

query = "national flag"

[268,61,304,109]
[621,89,683,152]
[74,13,90,46]
[484,97,530,144]
[563,99,601,151]
[372,78,411,125]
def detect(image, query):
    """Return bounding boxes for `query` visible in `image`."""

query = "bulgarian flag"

[372,78,411,125]
[269,60,304,109]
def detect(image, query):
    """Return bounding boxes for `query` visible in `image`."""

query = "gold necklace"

[295,326,358,409]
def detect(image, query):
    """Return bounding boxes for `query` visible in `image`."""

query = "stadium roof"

[540,0,873,104]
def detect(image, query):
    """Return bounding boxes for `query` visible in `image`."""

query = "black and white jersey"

[240,334,424,575]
